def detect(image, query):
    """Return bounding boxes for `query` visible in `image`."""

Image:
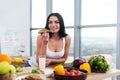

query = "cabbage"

[88,55,110,72]
[73,57,86,68]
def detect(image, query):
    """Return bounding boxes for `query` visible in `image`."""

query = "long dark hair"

[45,13,67,38]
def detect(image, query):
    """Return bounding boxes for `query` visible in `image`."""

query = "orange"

[0,54,12,64]
[54,64,65,75]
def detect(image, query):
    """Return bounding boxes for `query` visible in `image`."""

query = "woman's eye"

[48,21,52,24]
[55,21,59,24]
[48,21,59,24]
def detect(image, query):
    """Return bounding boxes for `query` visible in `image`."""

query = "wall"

[0,0,30,56]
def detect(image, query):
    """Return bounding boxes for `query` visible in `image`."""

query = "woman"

[36,13,71,67]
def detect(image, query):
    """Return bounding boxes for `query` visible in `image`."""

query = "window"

[81,0,117,25]
[31,0,117,61]
[53,0,74,26]
[32,0,46,28]
[80,0,117,57]
[81,27,116,56]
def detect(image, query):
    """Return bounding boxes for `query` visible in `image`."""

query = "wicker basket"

[0,74,12,80]
[54,67,87,80]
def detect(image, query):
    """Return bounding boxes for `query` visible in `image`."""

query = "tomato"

[64,69,67,72]
[66,71,71,75]
[70,71,75,76]
[64,69,70,75]
[70,70,77,73]
[75,71,82,75]
[64,69,82,76]
[40,70,45,74]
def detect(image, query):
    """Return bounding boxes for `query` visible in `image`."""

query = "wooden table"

[87,69,120,80]
[16,66,120,80]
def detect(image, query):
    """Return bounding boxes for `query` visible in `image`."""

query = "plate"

[44,68,53,77]
[16,74,46,80]
[16,68,53,80]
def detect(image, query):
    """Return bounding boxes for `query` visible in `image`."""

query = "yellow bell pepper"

[79,62,91,75]
[54,64,65,75]
[14,57,23,63]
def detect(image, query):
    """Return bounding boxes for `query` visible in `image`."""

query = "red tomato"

[40,70,45,74]
[70,70,77,73]
[75,71,82,75]
[70,71,75,76]
[64,69,69,75]
[66,71,71,75]
[64,69,67,73]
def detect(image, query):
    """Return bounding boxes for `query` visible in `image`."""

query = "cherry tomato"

[64,69,67,72]
[64,69,69,75]
[70,70,77,73]
[66,71,71,75]
[70,71,75,76]
[40,70,45,74]
[75,71,82,75]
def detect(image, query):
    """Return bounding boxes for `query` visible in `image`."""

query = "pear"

[0,61,10,74]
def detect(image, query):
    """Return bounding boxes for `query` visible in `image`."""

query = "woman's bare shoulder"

[65,35,71,44]
[65,35,71,41]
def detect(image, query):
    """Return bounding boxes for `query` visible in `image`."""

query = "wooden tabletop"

[87,69,120,80]
[16,64,120,80]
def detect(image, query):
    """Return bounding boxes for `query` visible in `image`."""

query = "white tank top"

[46,38,65,59]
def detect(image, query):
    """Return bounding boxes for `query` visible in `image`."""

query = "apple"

[9,65,16,74]
[0,61,10,74]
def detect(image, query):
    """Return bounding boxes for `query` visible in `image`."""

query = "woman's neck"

[51,33,61,40]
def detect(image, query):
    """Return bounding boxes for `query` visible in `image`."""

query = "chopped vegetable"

[31,68,45,74]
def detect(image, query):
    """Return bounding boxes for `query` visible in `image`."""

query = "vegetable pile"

[53,64,86,76]
[72,57,91,74]
[88,55,110,72]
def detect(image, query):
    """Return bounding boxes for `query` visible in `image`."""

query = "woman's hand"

[46,58,52,67]
[41,32,49,45]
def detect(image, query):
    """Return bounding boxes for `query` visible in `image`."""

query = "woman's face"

[48,16,60,33]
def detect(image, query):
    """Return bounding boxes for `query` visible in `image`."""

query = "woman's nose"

[51,22,57,26]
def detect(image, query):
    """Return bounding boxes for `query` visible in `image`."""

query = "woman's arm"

[36,33,49,66]
[46,35,71,66]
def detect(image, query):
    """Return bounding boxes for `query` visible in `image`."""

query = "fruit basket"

[54,67,87,80]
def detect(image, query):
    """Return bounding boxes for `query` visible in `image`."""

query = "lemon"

[80,62,91,74]
[14,57,23,63]
[54,64,65,75]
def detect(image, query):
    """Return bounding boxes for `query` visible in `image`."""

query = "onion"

[73,57,86,68]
